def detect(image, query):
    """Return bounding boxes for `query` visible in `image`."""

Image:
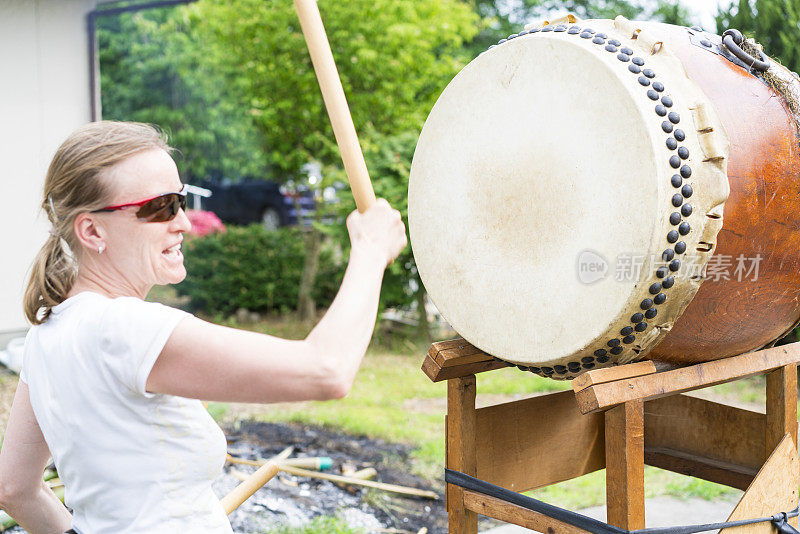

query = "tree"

[466,0,692,55]
[98,8,267,181]
[190,0,478,173]
[98,0,695,327]
[715,0,800,73]
[324,129,430,337]
[190,0,479,321]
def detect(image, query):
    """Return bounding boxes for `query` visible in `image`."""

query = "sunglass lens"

[136,194,184,222]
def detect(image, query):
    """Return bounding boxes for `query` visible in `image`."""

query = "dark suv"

[196,178,314,230]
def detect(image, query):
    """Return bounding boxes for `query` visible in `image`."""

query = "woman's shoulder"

[38,292,189,339]
[50,291,109,314]
[28,292,111,335]
[99,295,191,346]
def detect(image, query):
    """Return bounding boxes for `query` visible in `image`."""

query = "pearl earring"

[98,244,105,254]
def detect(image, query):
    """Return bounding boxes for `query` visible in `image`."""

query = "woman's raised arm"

[0,380,72,533]
[146,199,407,403]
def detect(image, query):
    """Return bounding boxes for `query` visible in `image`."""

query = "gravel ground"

[222,421,447,533]
[0,372,446,533]
[0,367,761,533]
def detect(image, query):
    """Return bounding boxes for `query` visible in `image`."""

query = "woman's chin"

[172,268,187,284]
[159,266,187,286]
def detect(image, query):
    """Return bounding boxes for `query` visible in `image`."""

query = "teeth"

[164,244,181,255]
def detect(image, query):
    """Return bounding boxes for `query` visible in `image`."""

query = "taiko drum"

[408,16,800,378]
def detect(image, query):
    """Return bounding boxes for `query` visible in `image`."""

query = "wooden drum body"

[408,16,800,377]
[639,21,800,363]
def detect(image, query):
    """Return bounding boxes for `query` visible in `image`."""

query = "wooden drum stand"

[422,339,800,533]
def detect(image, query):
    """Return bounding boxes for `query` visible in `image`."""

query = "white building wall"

[0,0,96,344]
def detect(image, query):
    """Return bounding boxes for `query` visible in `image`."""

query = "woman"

[0,121,407,533]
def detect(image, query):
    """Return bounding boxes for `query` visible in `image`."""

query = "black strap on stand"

[445,469,800,534]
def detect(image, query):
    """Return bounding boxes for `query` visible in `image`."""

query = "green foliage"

[366,133,423,309]
[175,226,344,316]
[163,0,477,317]
[466,0,692,54]
[98,8,267,180]
[325,129,420,309]
[190,0,479,175]
[715,0,800,72]
[274,515,363,534]
[550,0,691,23]
[650,1,694,25]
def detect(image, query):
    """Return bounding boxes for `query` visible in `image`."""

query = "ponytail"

[22,121,170,324]
[23,233,77,324]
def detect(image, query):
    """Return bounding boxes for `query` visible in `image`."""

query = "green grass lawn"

[199,313,760,510]
[273,516,360,534]
[0,292,785,534]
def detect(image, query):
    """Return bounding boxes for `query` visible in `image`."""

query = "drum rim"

[409,16,730,377]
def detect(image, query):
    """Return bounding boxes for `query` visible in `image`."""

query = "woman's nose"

[172,208,192,233]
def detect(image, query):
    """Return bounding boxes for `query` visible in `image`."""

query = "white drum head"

[409,20,729,374]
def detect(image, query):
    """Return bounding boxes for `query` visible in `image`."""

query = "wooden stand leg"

[430,341,800,534]
[766,364,798,457]
[605,400,645,530]
[722,434,800,534]
[447,376,478,534]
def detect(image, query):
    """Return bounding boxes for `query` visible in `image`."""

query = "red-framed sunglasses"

[92,185,188,222]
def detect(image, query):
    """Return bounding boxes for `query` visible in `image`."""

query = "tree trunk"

[297,209,322,323]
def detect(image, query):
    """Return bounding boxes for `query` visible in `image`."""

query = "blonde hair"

[24,121,171,325]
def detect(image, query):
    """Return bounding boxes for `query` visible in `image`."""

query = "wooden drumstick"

[220,460,279,515]
[293,0,376,213]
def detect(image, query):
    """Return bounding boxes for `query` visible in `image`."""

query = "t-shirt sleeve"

[99,298,190,397]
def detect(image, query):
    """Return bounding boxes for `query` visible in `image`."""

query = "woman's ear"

[73,213,106,254]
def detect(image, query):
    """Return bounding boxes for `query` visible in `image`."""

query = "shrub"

[186,209,226,237]
[176,225,344,316]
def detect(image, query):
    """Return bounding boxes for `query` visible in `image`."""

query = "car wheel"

[261,207,281,231]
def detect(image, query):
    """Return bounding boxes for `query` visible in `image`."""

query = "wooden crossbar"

[463,490,590,534]
[575,344,800,413]
[422,339,800,413]
[422,339,507,382]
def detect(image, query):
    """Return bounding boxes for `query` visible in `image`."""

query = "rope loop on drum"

[650,41,664,55]
[446,469,800,534]
[722,28,770,72]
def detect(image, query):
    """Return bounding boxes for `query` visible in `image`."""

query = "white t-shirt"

[21,292,233,534]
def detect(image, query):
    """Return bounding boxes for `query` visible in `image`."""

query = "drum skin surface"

[640,22,800,362]
[409,33,669,367]
[409,16,800,374]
